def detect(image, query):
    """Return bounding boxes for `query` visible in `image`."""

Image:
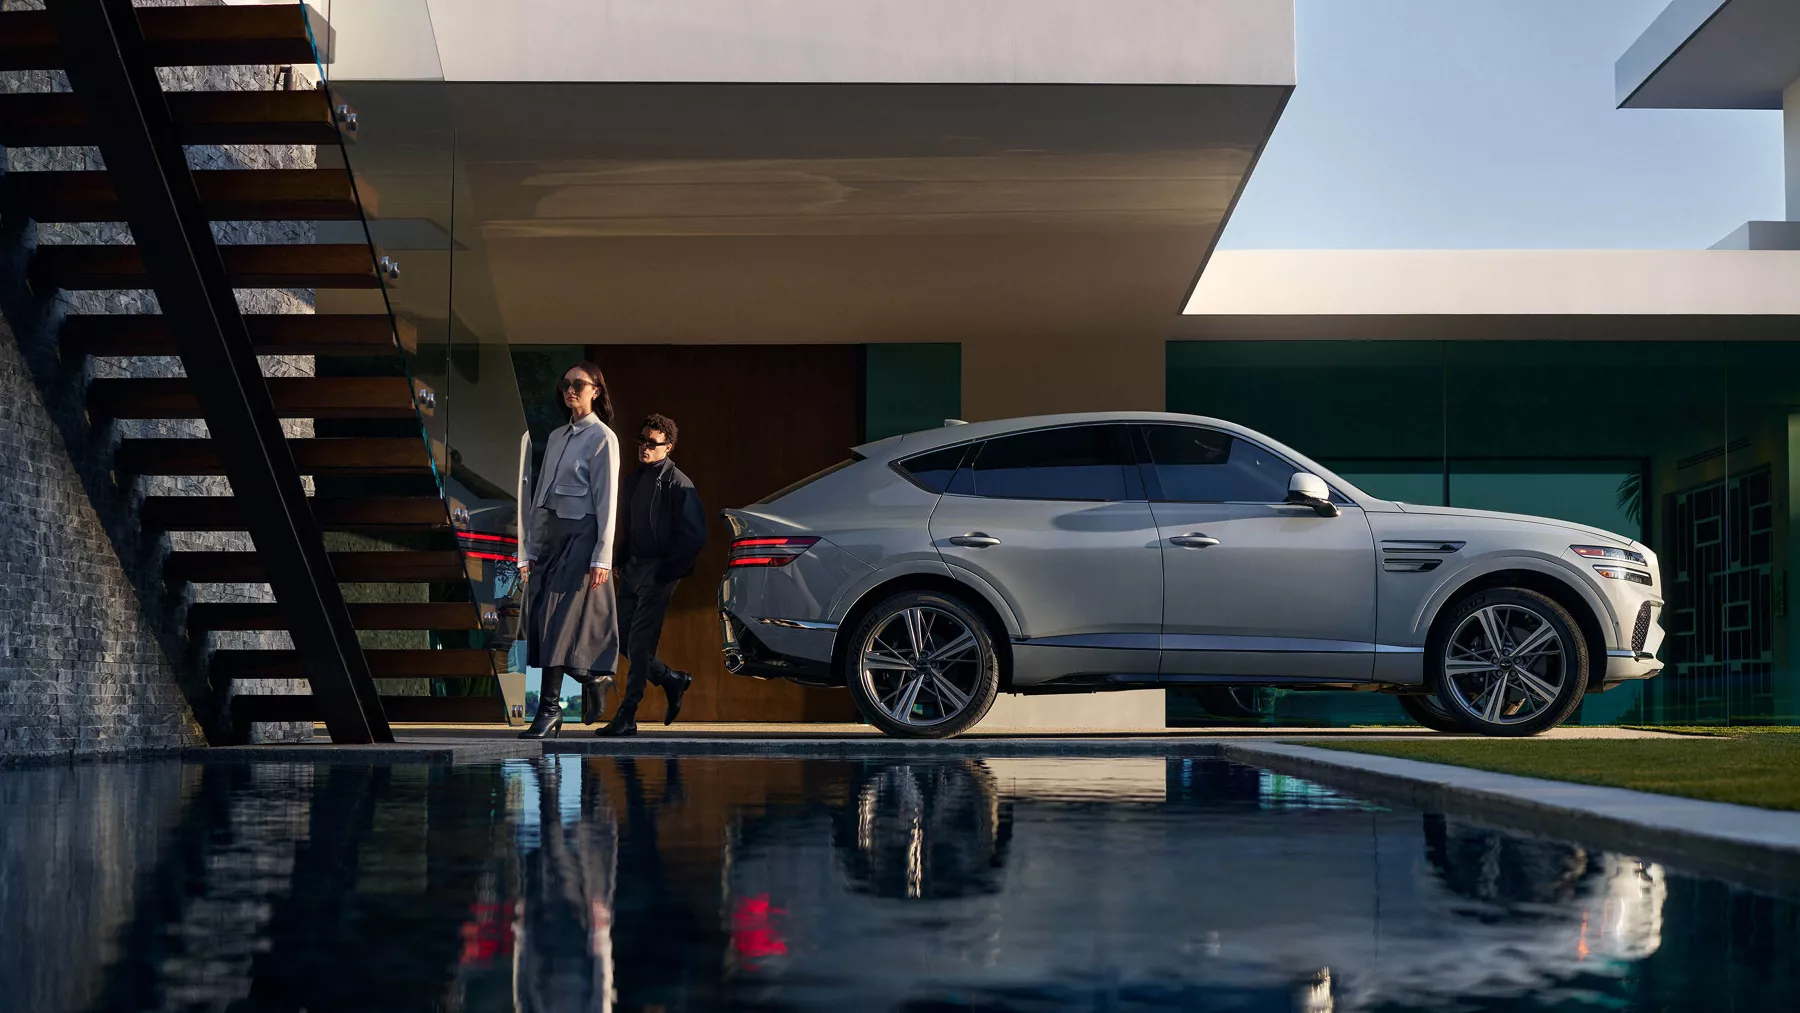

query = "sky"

[1219,0,1786,250]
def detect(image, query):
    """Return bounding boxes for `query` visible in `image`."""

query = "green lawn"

[1306,729,1800,812]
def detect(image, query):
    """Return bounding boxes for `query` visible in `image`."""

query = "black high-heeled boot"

[518,696,564,739]
[581,674,612,725]
[594,706,638,737]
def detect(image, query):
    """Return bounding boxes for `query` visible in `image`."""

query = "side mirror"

[1287,473,1340,517]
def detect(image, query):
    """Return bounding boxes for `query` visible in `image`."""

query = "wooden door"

[588,344,862,722]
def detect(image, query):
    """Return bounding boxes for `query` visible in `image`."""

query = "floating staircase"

[1,1,509,740]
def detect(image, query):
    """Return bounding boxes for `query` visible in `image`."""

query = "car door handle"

[1169,533,1221,548]
[948,533,1001,548]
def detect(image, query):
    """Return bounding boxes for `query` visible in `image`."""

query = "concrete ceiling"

[1618,0,1800,109]
[334,81,1286,347]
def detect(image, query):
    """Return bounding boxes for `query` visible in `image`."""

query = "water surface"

[2,755,1794,1011]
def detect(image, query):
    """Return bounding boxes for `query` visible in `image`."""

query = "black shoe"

[595,710,638,737]
[663,671,693,725]
[518,699,564,740]
[581,676,611,725]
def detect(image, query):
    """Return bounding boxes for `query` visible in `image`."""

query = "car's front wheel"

[1397,692,1468,733]
[847,591,1000,739]
[1430,588,1588,737]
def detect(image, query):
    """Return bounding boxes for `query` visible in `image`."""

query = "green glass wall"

[863,343,962,442]
[1167,339,1800,727]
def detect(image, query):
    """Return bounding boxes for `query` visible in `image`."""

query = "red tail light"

[729,536,819,568]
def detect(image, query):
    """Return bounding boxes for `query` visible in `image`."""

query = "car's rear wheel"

[847,591,1000,739]
[1397,692,1468,732]
[1193,685,1279,721]
[1430,588,1588,737]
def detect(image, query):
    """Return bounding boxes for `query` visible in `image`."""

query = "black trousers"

[616,558,681,713]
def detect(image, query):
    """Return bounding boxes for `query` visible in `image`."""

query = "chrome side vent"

[1381,539,1464,574]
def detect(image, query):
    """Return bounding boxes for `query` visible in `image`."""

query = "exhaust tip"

[723,651,745,675]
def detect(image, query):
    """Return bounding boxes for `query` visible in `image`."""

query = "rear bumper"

[719,608,840,686]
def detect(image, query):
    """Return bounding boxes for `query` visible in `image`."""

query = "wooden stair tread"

[140,495,449,532]
[231,695,504,724]
[4,169,363,223]
[91,375,422,420]
[215,648,502,680]
[0,5,330,72]
[117,437,436,476]
[64,313,415,357]
[189,601,481,631]
[0,91,340,148]
[167,550,465,584]
[31,243,382,292]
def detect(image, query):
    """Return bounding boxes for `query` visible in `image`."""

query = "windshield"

[752,455,863,505]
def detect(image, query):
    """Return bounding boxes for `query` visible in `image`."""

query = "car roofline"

[853,412,1391,511]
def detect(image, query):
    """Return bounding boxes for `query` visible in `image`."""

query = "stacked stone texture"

[1,0,328,757]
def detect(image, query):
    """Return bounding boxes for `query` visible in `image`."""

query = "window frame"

[1132,423,1348,506]
[890,442,975,494]
[930,423,1146,503]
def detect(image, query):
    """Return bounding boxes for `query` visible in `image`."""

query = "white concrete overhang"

[324,1,1295,346]
[1618,0,1800,109]
[330,0,1294,85]
[1179,249,1800,341]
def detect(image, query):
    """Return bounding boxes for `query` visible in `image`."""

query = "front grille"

[1631,602,1653,653]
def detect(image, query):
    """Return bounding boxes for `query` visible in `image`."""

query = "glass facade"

[313,8,537,721]
[1167,339,1800,727]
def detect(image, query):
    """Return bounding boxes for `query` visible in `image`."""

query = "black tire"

[845,591,1000,739]
[829,760,1011,898]
[1398,692,1469,733]
[1429,587,1588,737]
[1193,685,1278,721]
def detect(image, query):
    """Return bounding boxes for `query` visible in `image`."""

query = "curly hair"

[567,360,614,424]
[641,412,679,448]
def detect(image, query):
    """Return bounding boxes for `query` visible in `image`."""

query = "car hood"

[1390,502,1638,548]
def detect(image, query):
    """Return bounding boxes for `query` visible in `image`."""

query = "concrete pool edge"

[1222,741,1800,898]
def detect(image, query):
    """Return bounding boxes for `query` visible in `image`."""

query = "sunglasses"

[557,379,596,392]
[637,437,671,448]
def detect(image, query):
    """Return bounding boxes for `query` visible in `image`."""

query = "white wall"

[1187,249,1800,316]
[1786,78,1800,219]
[398,0,1292,85]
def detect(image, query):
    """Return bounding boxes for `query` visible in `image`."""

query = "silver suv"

[718,413,1664,738]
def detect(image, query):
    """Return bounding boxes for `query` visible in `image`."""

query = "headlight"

[1594,565,1654,586]
[1573,545,1647,565]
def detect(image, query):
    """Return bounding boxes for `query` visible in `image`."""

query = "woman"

[518,362,622,739]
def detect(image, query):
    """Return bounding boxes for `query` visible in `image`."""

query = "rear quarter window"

[892,445,970,493]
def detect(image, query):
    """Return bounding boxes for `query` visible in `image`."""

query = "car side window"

[893,445,969,493]
[968,425,1134,501]
[1141,425,1297,503]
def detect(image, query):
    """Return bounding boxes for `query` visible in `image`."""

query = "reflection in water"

[0,755,1794,1012]
[512,758,615,1013]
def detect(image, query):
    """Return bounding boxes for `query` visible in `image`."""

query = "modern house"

[3,1,1795,756]
[0,0,1294,752]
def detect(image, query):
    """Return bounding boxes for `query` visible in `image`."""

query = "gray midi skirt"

[525,511,620,674]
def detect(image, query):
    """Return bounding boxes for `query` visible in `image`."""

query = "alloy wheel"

[1441,603,1570,726]
[858,606,987,729]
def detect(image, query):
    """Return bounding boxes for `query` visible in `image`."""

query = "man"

[595,413,708,736]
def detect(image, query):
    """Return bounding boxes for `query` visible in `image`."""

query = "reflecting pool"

[2,756,1796,1012]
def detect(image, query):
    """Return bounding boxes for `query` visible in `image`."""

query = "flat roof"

[332,0,1295,85]
[1617,0,1800,109]
[1185,249,1800,316]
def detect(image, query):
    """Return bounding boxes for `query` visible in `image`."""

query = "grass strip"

[1304,730,1800,812]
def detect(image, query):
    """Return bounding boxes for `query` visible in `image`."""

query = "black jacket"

[618,459,707,581]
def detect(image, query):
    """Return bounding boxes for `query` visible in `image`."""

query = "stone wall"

[0,0,327,757]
